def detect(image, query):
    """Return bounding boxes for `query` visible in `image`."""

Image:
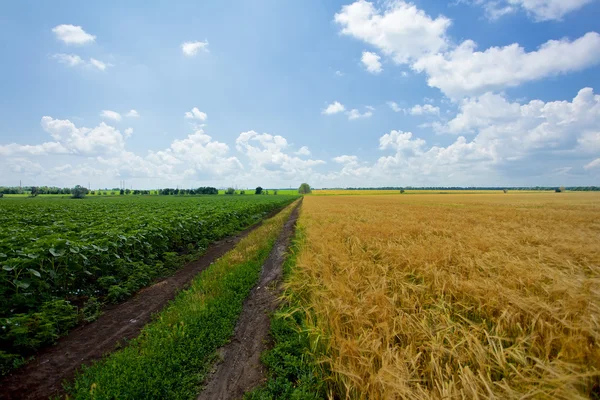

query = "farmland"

[255,192,600,399]
[0,194,296,375]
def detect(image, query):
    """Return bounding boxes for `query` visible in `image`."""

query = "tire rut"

[197,200,301,400]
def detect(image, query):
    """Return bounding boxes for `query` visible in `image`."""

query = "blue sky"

[1,0,599,189]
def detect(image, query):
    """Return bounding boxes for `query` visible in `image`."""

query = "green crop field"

[0,194,297,375]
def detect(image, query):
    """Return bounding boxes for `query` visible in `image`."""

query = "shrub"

[82,297,102,322]
[298,183,311,194]
[273,190,278,195]
[240,190,246,195]
[225,187,236,195]
[255,186,263,195]
[71,185,88,199]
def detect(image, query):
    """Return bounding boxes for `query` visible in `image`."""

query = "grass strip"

[244,227,329,400]
[64,201,298,399]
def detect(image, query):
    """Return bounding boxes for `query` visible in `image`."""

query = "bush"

[273,190,278,195]
[225,187,236,195]
[240,190,246,195]
[0,193,3,198]
[71,185,88,199]
[82,297,102,322]
[298,183,311,194]
[255,186,263,195]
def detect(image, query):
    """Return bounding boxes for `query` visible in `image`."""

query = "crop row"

[0,195,296,375]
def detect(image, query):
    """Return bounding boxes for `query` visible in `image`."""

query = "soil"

[0,207,288,400]
[197,200,301,400]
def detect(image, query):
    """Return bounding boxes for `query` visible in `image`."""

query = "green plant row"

[0,195,297,376]
[64,201,298,399]
[244,228,328,400]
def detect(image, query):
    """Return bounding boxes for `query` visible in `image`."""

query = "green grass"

[244,228,327,400]
[64,201,297,399]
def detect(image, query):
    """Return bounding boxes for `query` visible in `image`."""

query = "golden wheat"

[288,193,600,399]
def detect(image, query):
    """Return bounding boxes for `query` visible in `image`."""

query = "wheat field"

[288,193,600,399]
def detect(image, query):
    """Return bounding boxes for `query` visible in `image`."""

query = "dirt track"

[0,209,285,400]
[197,201,300,400]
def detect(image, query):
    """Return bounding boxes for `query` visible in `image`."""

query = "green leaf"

[13,280,30,289]
[27,268,41,278]
[2,265,15,272]
[49,248,65,257]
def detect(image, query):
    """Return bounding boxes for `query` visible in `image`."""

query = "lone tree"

[225,187,235,195]
[71,185,89,199]
[30,186,39,197]
[255,186,263,195]
[298,183,311,194]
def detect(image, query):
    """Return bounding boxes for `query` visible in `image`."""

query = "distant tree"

[503,189,508,193]
[110,191,116,196]
[0,193,3,198]
[255,186,263,195]
[125,189,131,195]
[225,187,235,195]
[30,187,39,197]
[273,189,278,195]
[298,183,311,194]
[119,189,125,195]
[71,185,89,199]
[240,190,246,195]
[400,189,405,194]
[555,186,566,193]
[265,190,269,195]
[90,191,96,195]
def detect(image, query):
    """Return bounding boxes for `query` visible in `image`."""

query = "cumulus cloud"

[184,107,208,121]
[333,155,359,164]
[124,128,134,138]
[100,110,122,121]
[52,53,84,67]
[236,131,325,179]
[322,101,346,115]
[335,2,600,99]
[52,24,96,45]
[413,32,600,98]
[181,40,209,56]
[295,146,311,156]
[471,0,593,21]
[125,110,140,117]
[89,58,111,71]
[335,0,450,64]
[407,104,440,116]
[387,101,402,112]
[53,54,112,71]
[347,108,373,120]
[361,51,382,74]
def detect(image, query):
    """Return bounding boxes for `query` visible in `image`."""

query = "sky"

[0,0,599,189]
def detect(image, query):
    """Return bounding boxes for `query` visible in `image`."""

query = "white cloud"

[52,53,84,67]
[347,108,373,120]
[333,155,359,165]
[89,58,110,71]
[53,54,111,71]
[181,40,209,56]
[407,104,440,116]
[361,51,382,74]
[472,0,593,21]
[236,131,325,179]
[335,70,345,76]
[322,101,346,115]
[335,2,600,99]
[335,0,451,64]
[584,158,600,170]
[387,101,402,112]
[184,107,208,121]
[125,110,140,118]
[100,110,122,122]
[413,32,600,98]
[52,24,96,45]
[124,128,134,138]
[296,146,311,156]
